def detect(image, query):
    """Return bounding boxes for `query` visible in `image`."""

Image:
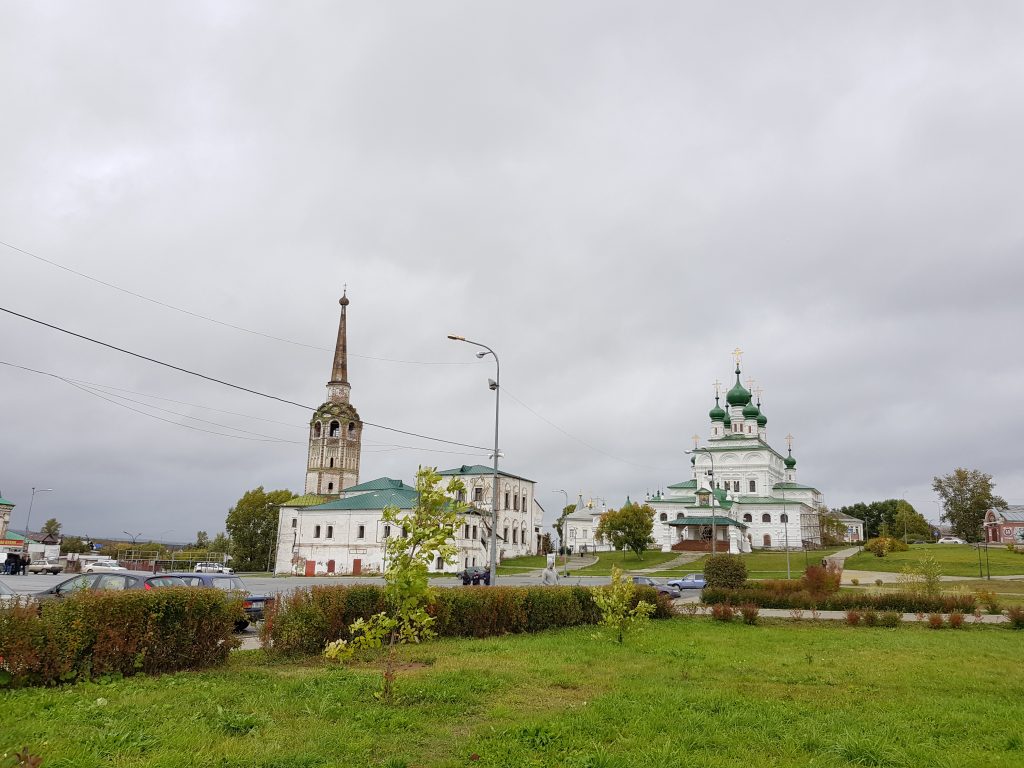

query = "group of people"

[3,552,29,575]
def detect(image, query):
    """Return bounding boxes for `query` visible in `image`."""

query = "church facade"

[649,355,824,553]
[273,292,541,575]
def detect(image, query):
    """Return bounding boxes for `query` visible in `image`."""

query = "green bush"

[864,537,909,557]
[703,555,747,589]
[1007,606,1024,630]
[701,586,976,614]
[0,588,240,688]
[879,611,901,628]
[263,584,673,656]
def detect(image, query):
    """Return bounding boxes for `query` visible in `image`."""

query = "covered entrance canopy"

[666,516,748,552]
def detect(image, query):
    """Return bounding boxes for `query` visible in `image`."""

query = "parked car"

[457,566,491,586]
[937,536,967,545]
[194,561,233,574]
[666,573,706,590]
[630,575,681,599]
[27,558,64,575]
[84,559,126,573]
[33,571,188,601]
[169,573,271,630]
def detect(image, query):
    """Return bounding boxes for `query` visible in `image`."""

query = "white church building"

[648,355,824,554]
[273,292,542,576]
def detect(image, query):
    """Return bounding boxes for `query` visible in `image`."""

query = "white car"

[84,559,127,572]
[194,561,233,574]
[936,536,967,545]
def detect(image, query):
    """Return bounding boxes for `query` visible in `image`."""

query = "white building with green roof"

[274,467,542,576]
[648,356,824,554]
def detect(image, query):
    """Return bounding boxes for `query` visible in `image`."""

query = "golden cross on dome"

[732,347,743,366]
[754,386,764,402]
[712,379,722,397]
[746,377,756,391]
[786,433,794,450]
[691,434,700,449]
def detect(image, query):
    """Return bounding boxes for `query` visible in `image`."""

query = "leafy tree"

[323,467,466,702]
[41,518,61,538]
[892,501,932,541]
[194,530,210,549]
[933,468,1007,542]
[834,499,904,539]
[703,553,747,588]
[209,532,231,555]
[60,535,90,554]
[818,508,847,546]
[592,565,655,644]
[540,533,553,555]
[225,487,296,571]
[596,501,655,559]
[552,504,575,549]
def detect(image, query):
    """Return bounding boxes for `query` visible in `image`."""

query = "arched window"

[313,422,322,438]
[347,421,355,438]
[743,513,752,523]
[326,525,334,538]
[763,534,772,547]
[761,513,771,523]
[659,513,668,522]
[329,421,340,437]
[781,513,789,523]
[327,482,334,492]
[314,525,321,538]
[329,458,334,468]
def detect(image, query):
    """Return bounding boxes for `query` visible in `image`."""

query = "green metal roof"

[0,497,14,506]
[731,495,811,506]
[666,516,748,529]
[281,494,332,508]
[772,482,819,492]
[307,487,420,512]
[667,479,697,490]
[343,477,415,494]
[438,464,534,483]
[652,496,698,505]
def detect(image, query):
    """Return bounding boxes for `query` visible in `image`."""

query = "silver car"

[27,558,64,575]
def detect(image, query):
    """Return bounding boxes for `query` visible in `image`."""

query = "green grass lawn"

[5,619,1024,767]
[495,554,550,574]
[845,543,1024,577]
[860,578,1024,608]
[570,549,681,575]
[658,547,847,579]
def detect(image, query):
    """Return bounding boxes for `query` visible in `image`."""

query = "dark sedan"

[169,573,272,630]
[33,571,187,601]
[630,575,681,599]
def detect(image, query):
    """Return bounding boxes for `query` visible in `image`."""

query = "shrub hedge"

[701,586,977,613]
[0,588,241,688]
[703,555,747,589]
[262,584,674,656]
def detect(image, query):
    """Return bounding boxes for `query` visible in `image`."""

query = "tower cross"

[786,433,794,450]
[732,347,743,366]
[712,379,722,397]
[753,386,764,404]
[691,434,700,449]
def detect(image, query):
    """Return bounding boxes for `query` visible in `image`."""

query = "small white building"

[562,494,609,553]
[831,510,865,543]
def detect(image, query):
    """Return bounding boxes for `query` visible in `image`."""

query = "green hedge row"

[701,586,977,613]
[0,589,242,688]
[261,584,674,656]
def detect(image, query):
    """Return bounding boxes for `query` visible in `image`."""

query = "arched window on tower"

[659,513,668,522]
[743,513,752,523]
[313,422,322,438]
[348,421,355,438]
[781,513,789,523]
[761,513,771,523]
[329,421,340,437]
[329,458,334,468]
[327,482,334,492]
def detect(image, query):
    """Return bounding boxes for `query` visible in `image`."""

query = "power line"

[1,238,478,365]
[0,306,491,452]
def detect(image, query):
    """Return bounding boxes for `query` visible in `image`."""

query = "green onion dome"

[723,410,731,428]
[784,449,796,469]
[742,401,760,419]
[757,409,767,428]
[725,367,751,407]
[709,395,725,422]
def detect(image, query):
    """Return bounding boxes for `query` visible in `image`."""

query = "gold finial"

[713,379,722,397]
[746,377,756,391]
[732,347,743,367]
[786,433,794,450]
[691,434,700,449]
[754,386,763,402]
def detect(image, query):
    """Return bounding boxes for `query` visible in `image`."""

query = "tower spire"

[330,287,350,387]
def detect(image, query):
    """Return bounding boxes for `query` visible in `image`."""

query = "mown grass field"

[658,547,847,579]
[861,578,1024,607]
[570,549,681,575]
[4,619,1024,767]
[495,554,550,574]
[845,543,1024,577]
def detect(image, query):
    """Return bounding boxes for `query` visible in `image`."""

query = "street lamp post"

[780,487,791,579]
[24,487,54,537]
[554,489,569,577]
[685,447,716,555]
[448,335,501,586]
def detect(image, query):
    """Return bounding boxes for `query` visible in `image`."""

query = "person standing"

[19,553,29,575]
[540,563,559,586]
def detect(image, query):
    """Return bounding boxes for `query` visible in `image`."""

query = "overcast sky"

[2,2,1022,541]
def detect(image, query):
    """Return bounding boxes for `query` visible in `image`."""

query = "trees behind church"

[933,468,1007,541]
[225,487,297,571]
